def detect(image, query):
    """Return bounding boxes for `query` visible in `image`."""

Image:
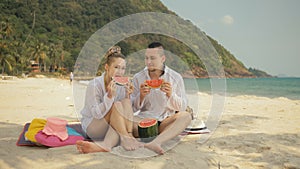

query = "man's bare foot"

[120,135,144,151]
[144,141,164,155]
[76,140,110,154]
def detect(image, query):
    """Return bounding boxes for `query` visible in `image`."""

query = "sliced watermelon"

[138,118,158,143]
[112,76,130,86]
[145,79,163,89]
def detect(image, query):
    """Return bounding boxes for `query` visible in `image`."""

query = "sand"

[0,77,299,169]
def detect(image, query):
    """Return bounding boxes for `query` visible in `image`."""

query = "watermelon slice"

[138,118,158,143]
[145,79,163,89]
[112,76,130,86]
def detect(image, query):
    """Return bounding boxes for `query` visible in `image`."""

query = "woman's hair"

[104,46,125,66]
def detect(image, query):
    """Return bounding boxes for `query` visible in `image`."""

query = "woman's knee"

[87,118,109,139]
[121,98,131,104]
[112,101,123,112]
[113,101,122,108]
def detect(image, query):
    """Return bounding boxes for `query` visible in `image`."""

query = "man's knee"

[177,111,192,122]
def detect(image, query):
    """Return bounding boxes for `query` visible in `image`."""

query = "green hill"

[0,0,271,78]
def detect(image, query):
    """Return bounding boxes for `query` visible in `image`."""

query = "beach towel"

[16,123,38,146]
[16,123,87,147]
[17,121,209,146]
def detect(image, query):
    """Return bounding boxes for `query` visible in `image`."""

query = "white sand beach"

[0,77,299,169]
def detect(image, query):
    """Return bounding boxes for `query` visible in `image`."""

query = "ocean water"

[184,78,300,100]
[78,77,300,100]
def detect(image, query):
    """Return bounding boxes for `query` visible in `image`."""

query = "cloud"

[221,15,234,25]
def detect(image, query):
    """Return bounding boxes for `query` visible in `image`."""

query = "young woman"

[76,46,142,153]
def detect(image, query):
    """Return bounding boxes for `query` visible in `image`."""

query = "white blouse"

[80,73,126,132]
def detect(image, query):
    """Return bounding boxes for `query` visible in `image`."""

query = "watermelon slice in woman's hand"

[112,76,131,86]
[145,79,163,89]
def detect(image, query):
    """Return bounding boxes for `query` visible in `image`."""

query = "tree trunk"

[44,63,47,72]
[1,62,5,76]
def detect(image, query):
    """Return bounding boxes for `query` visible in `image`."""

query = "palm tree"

[30,41,49,72]
[0,20,18,76]
[48,43,64,72]
[23,11,35,47]
[6,40,29,75]
[48,44,58,72]
[1,21,13,40]
[0,41,14,76]
[0,53,14,76]
[17,54,30,73]
[40,50,49,72]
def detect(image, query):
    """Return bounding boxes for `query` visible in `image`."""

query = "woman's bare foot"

[76,140,110,154]
[120,135,144,151]
[144,141,164,155]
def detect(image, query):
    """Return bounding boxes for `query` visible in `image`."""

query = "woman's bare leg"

[120,99,134,133]
[76,113,120,153]
[76,126,119,153]
[132,116,142,138]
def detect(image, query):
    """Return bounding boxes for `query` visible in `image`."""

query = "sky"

[160,0,300,77]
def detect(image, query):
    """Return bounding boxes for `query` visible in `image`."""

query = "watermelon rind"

[138,118,158,143]
[112,77,130,86]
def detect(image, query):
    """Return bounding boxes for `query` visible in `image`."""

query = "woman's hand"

[125,82,134,98]
[107,80,117,99]
[160,81,172,98]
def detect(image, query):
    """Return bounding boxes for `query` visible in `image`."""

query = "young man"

[131,42,192,154]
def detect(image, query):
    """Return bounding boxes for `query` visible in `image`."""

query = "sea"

[184,77,300,100]
[78,77,300,100]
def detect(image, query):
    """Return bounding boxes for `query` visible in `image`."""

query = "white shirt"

[80,73,126,132]
[131,66,188,121]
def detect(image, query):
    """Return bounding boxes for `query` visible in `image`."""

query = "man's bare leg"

[144,111,192,154]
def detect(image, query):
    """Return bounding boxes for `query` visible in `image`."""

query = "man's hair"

[147,42,165,56]
[148,42,164,49]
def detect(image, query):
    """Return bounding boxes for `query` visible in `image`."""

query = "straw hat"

[42,117,68,141]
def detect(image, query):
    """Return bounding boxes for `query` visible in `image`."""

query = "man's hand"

[140,82,150,103]
[160,81,172,98]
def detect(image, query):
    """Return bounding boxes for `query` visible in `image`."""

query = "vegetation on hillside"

[248,67,272,78]
[0,0,271,78]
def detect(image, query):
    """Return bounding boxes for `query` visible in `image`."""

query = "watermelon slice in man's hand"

[145,79,163,89]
